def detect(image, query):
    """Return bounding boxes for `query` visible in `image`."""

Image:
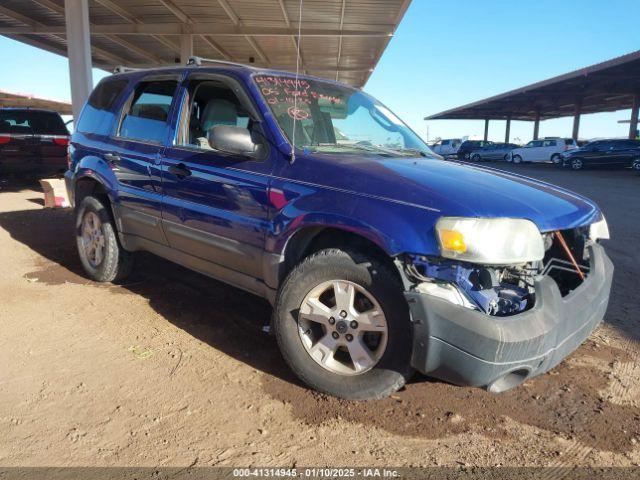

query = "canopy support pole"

[180,34,193,64]
[533,112,540,140]
[572,99,582,140]
[64,0,93,122]
[483,119,489,141]
[629,94,639,140]
[504,115,511,143]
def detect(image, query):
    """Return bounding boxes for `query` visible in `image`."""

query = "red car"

[0,108,69,178]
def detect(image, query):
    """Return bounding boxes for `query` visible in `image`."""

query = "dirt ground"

[0,163,639,470]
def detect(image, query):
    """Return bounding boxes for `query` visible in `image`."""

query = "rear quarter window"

[76,79,129,135]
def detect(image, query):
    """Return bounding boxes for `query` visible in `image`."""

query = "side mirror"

[208,125,262,158]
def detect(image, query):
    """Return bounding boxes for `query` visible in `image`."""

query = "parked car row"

[431,135,640,172]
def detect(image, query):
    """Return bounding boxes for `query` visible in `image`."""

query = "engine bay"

[405,227,592,317]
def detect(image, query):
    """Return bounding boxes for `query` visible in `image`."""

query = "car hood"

[299,154,601,232]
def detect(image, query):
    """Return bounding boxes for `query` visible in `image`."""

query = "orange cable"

[555,230,585,280]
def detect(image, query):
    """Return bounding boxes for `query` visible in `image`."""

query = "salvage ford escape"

[65,58,613,400]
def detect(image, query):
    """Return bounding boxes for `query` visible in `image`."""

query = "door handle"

[104,153,121,162]
[168,163,192,178]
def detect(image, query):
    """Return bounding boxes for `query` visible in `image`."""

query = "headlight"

[436,217,545,265]
[589,217,610,241]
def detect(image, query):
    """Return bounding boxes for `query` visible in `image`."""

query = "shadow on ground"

[0,166,638,451]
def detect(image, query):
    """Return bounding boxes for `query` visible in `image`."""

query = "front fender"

[266,181,442,258]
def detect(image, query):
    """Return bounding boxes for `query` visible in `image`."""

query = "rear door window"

[542,140,557,147]
[118,80,178,144]
[0,110,68,135]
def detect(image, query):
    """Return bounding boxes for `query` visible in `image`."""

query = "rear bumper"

[405,243,613,391]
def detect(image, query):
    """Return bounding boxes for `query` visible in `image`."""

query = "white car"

[430,138,461,157]
[507,138,578,164]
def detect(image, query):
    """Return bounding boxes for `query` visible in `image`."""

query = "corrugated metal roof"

[426,49,640,121]
[0,0,411,88]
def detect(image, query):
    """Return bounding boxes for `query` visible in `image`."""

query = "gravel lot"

[0,163,638,469]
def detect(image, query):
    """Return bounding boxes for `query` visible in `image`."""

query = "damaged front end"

[400,217,613,392]
[402,227,594,317]
[401,215,609,317]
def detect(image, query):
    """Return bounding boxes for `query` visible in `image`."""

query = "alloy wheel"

[81,211,106,267]
[297,280,388,376]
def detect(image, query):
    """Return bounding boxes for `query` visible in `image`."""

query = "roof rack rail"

[187,56,257,70]
[113,65,144,74]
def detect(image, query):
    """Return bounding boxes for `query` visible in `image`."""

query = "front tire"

[512,155,523,164]
[76,195,133,282]
[274,248,413,400]
[471,153,481,162]
[632,159,640,174]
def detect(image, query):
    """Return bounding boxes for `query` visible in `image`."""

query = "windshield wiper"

[304,143,396,156]
[303,143,431,158]
[385,147,430,158]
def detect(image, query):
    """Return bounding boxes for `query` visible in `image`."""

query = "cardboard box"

[39,178,70,208]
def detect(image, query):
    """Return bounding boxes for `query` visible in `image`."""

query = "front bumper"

[405,243,613,392]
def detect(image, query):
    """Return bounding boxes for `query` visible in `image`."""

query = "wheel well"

[280,227,400,285]
[75,177,108,206]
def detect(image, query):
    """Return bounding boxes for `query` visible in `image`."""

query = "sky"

[0,0,638,143]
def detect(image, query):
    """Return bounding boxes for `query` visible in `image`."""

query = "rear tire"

[471,153,481,162]
[274,248,413,400]
[570,158,584,171]
[551,153,562,165]
[76,195,133,282]
[633,159,640,174]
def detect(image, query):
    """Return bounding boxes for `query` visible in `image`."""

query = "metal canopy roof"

[425,49,640,121]
[0,89,72,114]
[0,0,411,88]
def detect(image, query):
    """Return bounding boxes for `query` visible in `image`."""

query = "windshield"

[254,74,434,158]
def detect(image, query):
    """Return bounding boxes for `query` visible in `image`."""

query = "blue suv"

[66,59,613,400]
